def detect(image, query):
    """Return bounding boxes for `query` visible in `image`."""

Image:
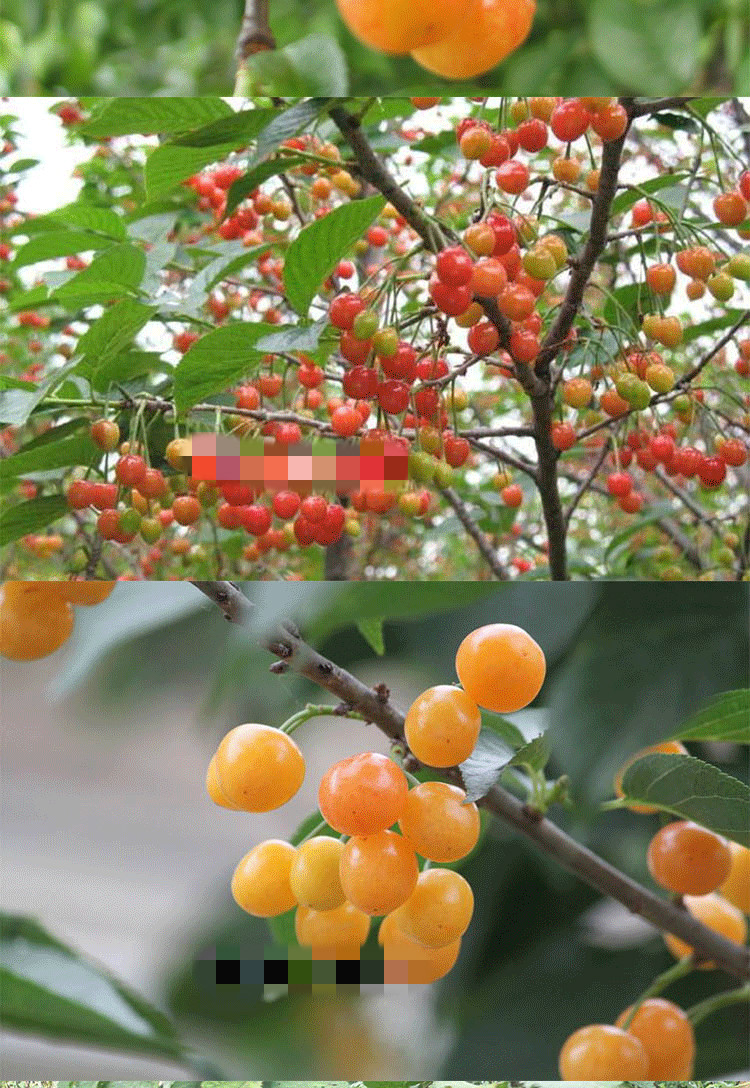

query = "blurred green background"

[2,0,748,96]
[1,582,748,1078]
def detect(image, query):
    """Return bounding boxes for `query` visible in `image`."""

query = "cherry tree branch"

[439,487,509,580]
[234,0,276,93]
[191,580,750,980]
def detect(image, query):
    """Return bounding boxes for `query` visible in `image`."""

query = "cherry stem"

[279,702,365,735]
[687,981,750,1026]
[619,954,696,1029]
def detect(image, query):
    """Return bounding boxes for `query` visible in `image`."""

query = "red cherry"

[698,455,727,488]
[618,490,644,514]
[550,99,591,142]
[517,118,548,152]
[377,379,410,415]
[241,503,273,535]
[607,471,633,497]
[272,490,301,519]
[331,404,362,437]
[343,365,378,398]
[717,438,747,467]
[300,494,328,523]
[221,481,255,505]
[485,213,516,256]
[444,434,470,467]
[429,275,473,316]
[115,454,146,487]
[67,480,94,509]
[329,292,367,330]
[293,516,316,545]
[495,161,530,195]
[436,246,474,288]
[650,434,676,463]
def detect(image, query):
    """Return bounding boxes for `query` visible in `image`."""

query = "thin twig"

[439,486,508,580]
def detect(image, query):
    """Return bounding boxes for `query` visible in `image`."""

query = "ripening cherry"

[713,191,748,227]
[498,283,536,321]
[470,257,506,296]
[646,263,676,294]
[340,830,419,916]
[647,820,732,896]
[501,483,523,507]
[551,421,576,450]
[90,419,120,451]
[550,99,591,142]
[590,101,628,142]
[241,503,273,536]
[467,320,500,356]
[559,1025,649,1080]
[495,161,530,195]
[615,998,695,1079]
[319,751,408,836]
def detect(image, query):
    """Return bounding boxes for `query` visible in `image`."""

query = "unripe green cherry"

[373,327,399,356]
[352,309,379,340]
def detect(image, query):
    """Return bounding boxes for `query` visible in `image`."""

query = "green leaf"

[588,0,701,91]
[356,617,385,655]
[76,299,157,375]
[255,319,328,354]
[225,156,307,216]
[173,323,277,414]
[283,195,386,315]
[510,734,552,774]
[246,34,348,96]
[82,97,233,138]
[92,350,165,393]
[144,110,278,199]
[481,713,526,749]
[460,729,515,803]
[253,99,330,164]
[45,202,127,239]
[610,172,690,217]
[672,689,750,744]
[12,230,112,269]
[0,495,68,545]
[0,431,96,477]
[460,729,550,803]
[0,913,186,1059]
[680,310,749,345]
[620,753,749,846]
[51,244,147,302]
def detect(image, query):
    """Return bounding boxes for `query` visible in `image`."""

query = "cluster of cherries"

[558,739,749,1080]
[207,623,546,980]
